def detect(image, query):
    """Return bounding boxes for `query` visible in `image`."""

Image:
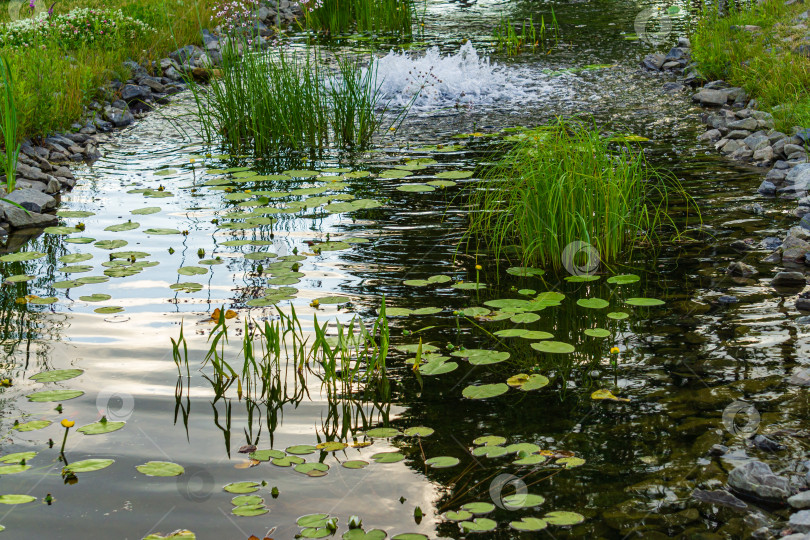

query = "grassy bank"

[691,0,810,132]
[0,0,215,141]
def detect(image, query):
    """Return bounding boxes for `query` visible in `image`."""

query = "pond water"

[1,0,808,539]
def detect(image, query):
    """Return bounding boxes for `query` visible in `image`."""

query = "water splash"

[372,42,546,110]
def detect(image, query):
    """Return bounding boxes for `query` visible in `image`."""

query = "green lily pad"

[506,267,544,277]
[224,481,260,494]
[451,282,486,290]
[425,456,459,468]
[435,170,473,179]
[249,449,286,461]
[451,349,510,365]
[95,240,128,250]
[60,265,93,274]
[177,267,208,276]
[557,456,586,468]
[473,436,506,446]
[136,461,184,477]
[531,341,575,354]
[95,306,124,314]
[59,253,93,264]
[577,298,609,309]
[76,276,109,284]
[626,297,665,306]
[510,517,548,531]
[426,180,457,187]
[131,207,162,215]
[0,494,36,504]
[371,452,405,463]
[460,307,490,317]
[419,359,458,375]
[232,495,263,506]
[144,228,182,235]
[0,452,36,464]
[30,369,83,382]
[80,294,112,302]
[272,456,305,468]
[44,226,80,235]
[57,210,95,218]
[403,427,434,437]
[294,462,329,477]
[3,274,34,283]
[462,383,509,399]
[27,297,57,305]
[461,502,495,514]
[396,184,435,193]
[511,312,540,324]
[283,169,319,178]
[544,511,585,525]
[607,274,640,285]
[341,460,369,469]
[584,328,610,338]
[77,421,126,435]
[12,420,51,432]
[459,518,497,532]
[232,504,268,517]
[64,458,114,473]
[472,445,507,458]
[391,535,427,540]
[286,445,318,455]
[502,493,545,508]
[565,274,600,282]
[27,389,84,402]
[445,510,473,521]
[506,374,550,391]
[607,311,630,320]
[64,237,96,244]
[0,464,30,475]
[0,251,46,262]
[105,222,140,232]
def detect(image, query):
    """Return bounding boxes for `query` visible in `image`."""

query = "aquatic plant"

[0,56,19,195]
[466,119,692,269]
[300,0,415,35]
[188,42,397,154]
[492,11,558,56]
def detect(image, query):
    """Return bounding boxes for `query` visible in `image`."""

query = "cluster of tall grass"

[466,119,689,270]
[172,304,391,403]
[0,56,19,194]
[0,0,216,141]
[691,0,810,132]
[189,42,396,154]
[492,12,558,56]
[301,0,416,36]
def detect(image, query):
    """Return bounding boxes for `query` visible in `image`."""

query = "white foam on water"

[371,42,555,111]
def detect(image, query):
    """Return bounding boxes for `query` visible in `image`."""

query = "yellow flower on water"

[189,158,195,163]
[475,264,482,270]
[610,347,620,354]
[61,419,75,428]
[245,190,251,194]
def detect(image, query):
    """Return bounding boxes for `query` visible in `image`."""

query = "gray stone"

[773,271,807,287]
[731,146,754,160]
[727,129,751,139]
[728,461,793,502]
[164,66,183,81]
[790,510,810,533]
[783,236,810,262]
[108,109,135,128]
[766,168,788,182]
[787,143,808,156]
[790,491,810,509]
[758,180,776,195]
[2,188,56,213]
[120,84,150,102]
[744,133,770,151]
[169,44,204,65]
[698,129,722,142]
[722,139,745,154]
[692,488,747,510]
[0,205,57,229]
[788,368,810,385]
[139,77,165,93]
[729,117,759,131]
[727,261,758,276]
[718,295,738,304]
[15,163,49,183]
[709,444,729,456]
[753,146,774,162]
[693,88,728,106]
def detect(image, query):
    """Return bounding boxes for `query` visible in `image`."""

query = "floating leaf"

[507,374,550,391]
[59,253,93,264]
[315,441,348,452]
[419,359,458,375]
[232,504,268,517]
[459,518,497,532]
[105,222,140,232]
[95,306,124,314]
[144,228,182,235]
[28,296,58,305]
[607,311,630,320]
[65,237,95,244]
[249,449,286,461]
[3,274,34,283]
[136,461,185,477]
[445,510,472,521]
[178,267,208,276]
[511,312,540,324]
[0,251,46,262]
[131,207,161,215]
[0,494,36,504]
[30,369,83,383]
[461,502,495,515]
[285,445,318,455]
[502,493,545,508]
[94,240,128,250]
[435,170,473,179]
[27,390,83,402]
[396,184,434,193]
[371,452,405,463]
[12,420,51,432]
[544,511,585,526]
[224,481,260,494]
[403,427,434,437]
[391,534,427,540]
[514,454,547,465]
[565,274,600,283]
[626,297,665,306]
[577,298,609,309]
[365,428,401,438]
[78,421,125,435]
[426,180,457,187]
[57,210,95,218]
[0,464,30,475]
[607,274,640,285]
[0,452,36,464]
[531,341,575,354]
[473,436,506,446]
[143,530,196,539]
[506,267,544,277]
[494,328,528,338]
[556,457,586,468]
[64,458,114,473]
[462,383,508,399]
[80,294,112,302]
[591,389,630,402]
[294,463,329,477]
[584,328,610,338]
[510,517,548,531]
[341,460,369,469]
[472,445,507,458]
[461,307,490,317]
[44,226,80,235]
[231,495,263,506]
[424,456,459,468]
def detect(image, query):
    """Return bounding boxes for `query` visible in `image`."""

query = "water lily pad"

[591,389,630,402]
[445,510,472,521]
[506,267,544,277]
[626,297,665,306]
[544,511,585,526]
[461,502,495,514]
[316,441,348,452]
[143,531,196,540]
[435,170,473,179]
[365,428,401,438]
[607,311,630,320]
[425,456,459,468]
[556,456,586,468]
[462,383,508,399]
[60,265,93,274]
[3,274,34,283]
[52,279,82,289]
[396,184,434,193]
[473,436,506,446]
[607,274,640,285]
[531,341,575,354]
[511,312,540,324]
[0,464,30,475]
[451,282,486,290]
[0,494,36,504]
[131,207,161,215]
[0,452,36,464]
[57,210,95,218]
[95,306,124,314]
[283,169,318,177]
[170,282,203,294]
[426,180,457,187]
[95,239,128,250]
[44,226,80,235]
[136,461,184,477]
[178,267,208,276]
[64,458,114,473]
[286,445,318,455]
[224,481,260,494]
[232,495,263,506]
[419,359,458,375]
[28,297,58,305]
[391,535,427,540]
[506,374,550,391]
[294,462,329,477]
[403,426,434,437]
[64,237,96,244]
[565,274,600,282]
[461,307,490,317]
[502,493,545,508]
[76,276,109,284]
[232,504,268,517]
[472,445,507,458]
[510,517,548,531]
[12,420,51,432]
[493,328,528,338]
[144,228,182,235]
[341,460,369,469]
[301,527,331,538]
[371,452,405,463]
[577,298,609,309]
[584,328,610,338]
[0,251,46,262]
[459,518,497,532]
[249,449,286,461]
[27,390,84,402]
[403,279,430,287]
[80,294,112,302]
[514,453,547,465]
[59,253,93,264]
[30,369,83,382]
[78,420,126,435]
[105,222,140,232]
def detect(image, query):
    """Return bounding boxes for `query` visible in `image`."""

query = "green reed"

[0,56,19,194]
[492,11,558,56]
[302,0,415,35]
[188,41,394,155]
[466,118,693,269]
